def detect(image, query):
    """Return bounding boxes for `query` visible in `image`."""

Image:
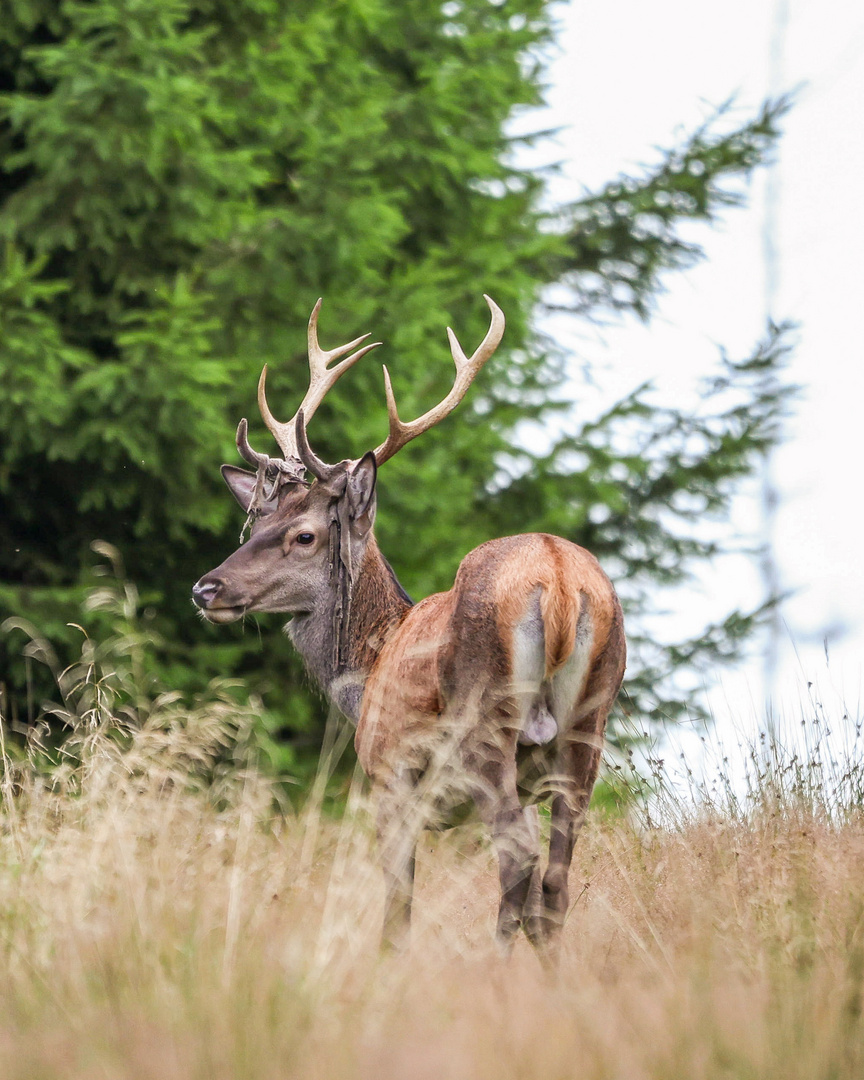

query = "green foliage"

[1,541,274,787]
[0,0,793,760]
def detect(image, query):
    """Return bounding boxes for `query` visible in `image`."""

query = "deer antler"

[291,295,505,481]
[239,299,381,468]
[372,295,505,467]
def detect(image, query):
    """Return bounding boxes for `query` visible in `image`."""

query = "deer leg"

[469,754,540,952]
[375,780,421,951]
[538,727,602,954]
[536,610,624,959]
[522,804,545,934]
[490,799,541,950]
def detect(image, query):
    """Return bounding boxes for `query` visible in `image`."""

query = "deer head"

[192,296,504,648]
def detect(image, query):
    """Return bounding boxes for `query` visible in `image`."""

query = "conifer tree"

[0,0,791,763]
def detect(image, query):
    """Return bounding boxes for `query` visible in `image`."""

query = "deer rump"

[356,533,619,804]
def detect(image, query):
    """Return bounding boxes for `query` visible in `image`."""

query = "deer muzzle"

[192,578,246,623]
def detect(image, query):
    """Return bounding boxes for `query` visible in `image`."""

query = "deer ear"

[346,452,377,535]
[221,465,279,515]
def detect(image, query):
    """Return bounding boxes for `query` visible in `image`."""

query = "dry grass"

[2,569,863,1078]
[1,744,863,1080]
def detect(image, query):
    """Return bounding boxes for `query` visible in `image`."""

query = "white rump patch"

[550,603,594,730]
[512,587,558,747]
[510,588,595,745]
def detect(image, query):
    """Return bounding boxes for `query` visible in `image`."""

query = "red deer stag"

[193,297,626,956]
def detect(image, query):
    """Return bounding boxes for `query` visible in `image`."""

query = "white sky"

[536,0,864,724]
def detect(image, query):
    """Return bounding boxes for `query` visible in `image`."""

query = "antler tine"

[294,409,342,484]
[257,299,382,462]
[235,417,269,468]
[307,297,380,377]
[373,294,505,467]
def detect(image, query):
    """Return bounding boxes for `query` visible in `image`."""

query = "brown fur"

[356,592,453,779]
[347,540,412,673]
[356,533,623,779]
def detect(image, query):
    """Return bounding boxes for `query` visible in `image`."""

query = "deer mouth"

[201,605,246,624]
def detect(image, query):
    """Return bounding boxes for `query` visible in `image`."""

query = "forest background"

[0,0,794,779]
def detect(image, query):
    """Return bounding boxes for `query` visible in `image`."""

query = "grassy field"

[1,588,863,1078]
[1,713,863,1079]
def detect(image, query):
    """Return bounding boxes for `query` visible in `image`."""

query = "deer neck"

[285,535,412,723]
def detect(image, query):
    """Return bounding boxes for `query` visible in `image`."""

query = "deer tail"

[539,581,583,680]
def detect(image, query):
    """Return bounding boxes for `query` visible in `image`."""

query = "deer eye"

[296,532,315,546]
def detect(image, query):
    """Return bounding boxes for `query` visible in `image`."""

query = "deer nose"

[192,580,221,609]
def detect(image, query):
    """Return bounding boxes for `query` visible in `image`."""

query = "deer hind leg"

[538,727,603,953]
[535,620,625,957]
[522,803,545,932]
[464,736,541,952]
[484,790,542,951]
[476,588,552,948]
[375,770,422,951]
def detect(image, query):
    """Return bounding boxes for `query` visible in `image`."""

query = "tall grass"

[1,565,863,1079]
